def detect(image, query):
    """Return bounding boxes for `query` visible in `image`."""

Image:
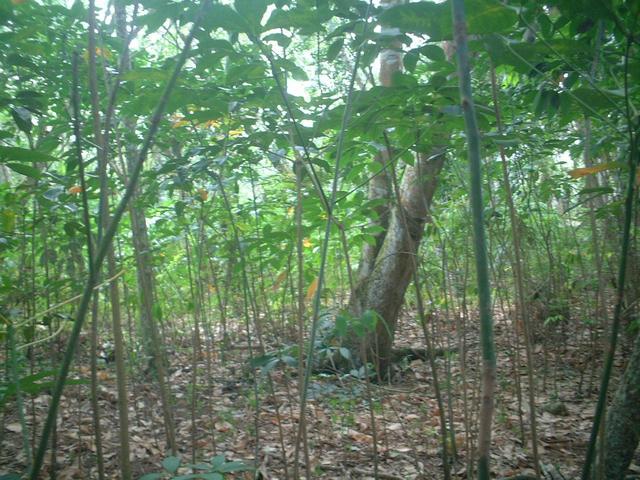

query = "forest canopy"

[0,0,639,479]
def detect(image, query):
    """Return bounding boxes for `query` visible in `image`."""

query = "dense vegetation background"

[0,0,639,479]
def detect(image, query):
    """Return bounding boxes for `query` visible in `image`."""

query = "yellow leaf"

[82,47,112,62]
[203,119,222,129]
[305,277,319,302]
[197,188,208,201]
[568,162,618,179]
[272,270,287,291]
[96,47,112,60]
[303,238,312,248]
[171,116,189,128]
[228,128,244,138]
[68,185,83,194]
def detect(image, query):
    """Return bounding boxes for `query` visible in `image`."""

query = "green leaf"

[204,4,249,33]
[226,62,266,84]
[403,52,418,72]
[249,353,277,369]
[339,347,351,360]
[43,187,64,202]
[379,0,517,41]
[417,44,446,62]
[0,146,56,163]
[335,313,349,338]
[138,474,163,480]
[6,162,41,178]
[216,460,251,473]
[209,455,225,470]
[162,455,181,474]
[326,38,344,62]
[1,371,88,407]
[275,58,308,81]
[266,7,324,33]
[173,474,223,480]
[122,68,171,82]
[234,0,268,31]
[1,209,16,233]
[485,36,587,72]
[262,32,291,48]
[361,310,378,333]
[10,107,32,134]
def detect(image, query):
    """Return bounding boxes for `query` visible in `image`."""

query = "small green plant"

[139,455,251,480]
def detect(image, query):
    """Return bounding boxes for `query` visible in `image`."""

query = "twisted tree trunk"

[347,0,445,375]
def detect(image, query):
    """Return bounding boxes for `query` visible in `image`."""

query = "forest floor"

[2,310,639,479]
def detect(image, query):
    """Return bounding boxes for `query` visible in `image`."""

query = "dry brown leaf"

[346,428,373,444]
[6,423,22,433]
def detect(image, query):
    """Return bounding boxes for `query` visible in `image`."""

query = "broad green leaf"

[226,62,266,84]
[1,210,16,232]
[485,35,588,72]
[361,310,378,333]
[379,0,517,40]
[579,186,614,195]
[265,7,326,33]
[335,313,349,338]
[416,44,446,62]
[173,474,223,480]
[274,58,308,81]
[0,146,56,163]
[216,460,251,473]
[570,87,623,114]
[184,463,212,470]
[162,455,181,474]
[10,107,32,134]
[209,455,225,470]
[262,32,291,48]
[204,4,249,33]
[6,162,41,178]
[1,371,88,406]
[234,0,268,31]
[339,347,351,360]
[326,38,344,62]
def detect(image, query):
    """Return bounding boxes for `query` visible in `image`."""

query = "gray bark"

[346,0,445,375]
[349,151,444,374]
[604,331,640,479]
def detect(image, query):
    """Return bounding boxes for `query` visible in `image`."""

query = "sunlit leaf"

[568,162,621,179]
[305,277,319,302]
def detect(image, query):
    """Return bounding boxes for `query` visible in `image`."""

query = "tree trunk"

[115,2,177,455]
[604,331,640,479]
[346,0,444,376]
[349,151,444,375]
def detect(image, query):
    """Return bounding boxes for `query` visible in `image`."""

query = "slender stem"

[451,1,496,479]
[72,50,107,480]
[27,10,204,477]
[581,37,639,480]
[489,66,540,479]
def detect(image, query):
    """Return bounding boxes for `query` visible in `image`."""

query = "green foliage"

[0,370,88,408]
[379,0,517,40]
[139,455,252,480]
[0,0,638,475]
